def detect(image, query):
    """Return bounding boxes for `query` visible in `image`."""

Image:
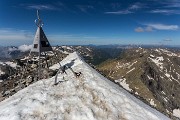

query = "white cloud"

[18,44,32,52]
[146,24,179,30]
[150,9,180,15]
[135,27,144,32]
[7,44,32,52]
[76,5,94,13]
[8,47,18,52]
[105,2,144,15]
[163,1,180,8]
[134,26,153,32]
[135,23,178,32]
[129,3,145,10]
[145,26,153,32]
[23,4,58,10]
[105,10,133,14]
[129,4,140,10]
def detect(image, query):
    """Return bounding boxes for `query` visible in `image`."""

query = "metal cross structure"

[31,10,53,53]
[30,10,53,80]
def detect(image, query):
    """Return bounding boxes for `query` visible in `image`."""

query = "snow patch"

[126,67,135,74]
[148,56,164,70]
[115,78,132,92]
[165,73,170,78]
[0,70,5,75]
[173,109,180,118]
[154,49,161,54]
[5,61,17,68]
[0,62,5,66]
[147,75,154,80]
[159,49,178,57]
[116,61,137,69]
[176,72,180,79]
[86,48,91,52]
[161,91,166,95]
[66,46,72,50]
[150,99,156,107]
[59,50,69,55]
[150,54,155,57]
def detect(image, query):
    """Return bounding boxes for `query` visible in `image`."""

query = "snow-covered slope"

[0,52,170,120]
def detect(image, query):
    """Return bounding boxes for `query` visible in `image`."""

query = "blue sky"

[0,0,180,46]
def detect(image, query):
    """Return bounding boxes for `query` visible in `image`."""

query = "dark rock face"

[141,62,180,113]
[0,65,15,80]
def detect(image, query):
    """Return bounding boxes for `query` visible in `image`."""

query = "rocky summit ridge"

[0,52,170,120]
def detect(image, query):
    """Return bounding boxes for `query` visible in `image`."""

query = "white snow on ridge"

[147,75,154,80]
[86,48,92,51]
[126,67,135,74]
[116,61,137,69]
[150,99,156,107]
[0,62,5,66]
[115,78,132,92]
[0,69,5,75]
[66,46,72,50]
[5,61,17,68]
[173,109,180,118]
[0,52,170,120]
[154,49,161,54]
[165,73,170,78]
[150,54,155,57]
[0,61,17,68]
[159,49,178,57]
[148,56,164,70]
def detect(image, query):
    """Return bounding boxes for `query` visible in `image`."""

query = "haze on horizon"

[0,0,180,46]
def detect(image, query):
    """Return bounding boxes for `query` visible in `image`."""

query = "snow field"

[0,52,170,120]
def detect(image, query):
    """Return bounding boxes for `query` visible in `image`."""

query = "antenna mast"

[35,10,43,28]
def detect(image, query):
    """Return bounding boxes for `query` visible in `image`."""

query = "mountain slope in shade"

[0,52,170,120]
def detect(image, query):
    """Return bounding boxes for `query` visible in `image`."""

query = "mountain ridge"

[97,47,180,119]
[0,52,170,120]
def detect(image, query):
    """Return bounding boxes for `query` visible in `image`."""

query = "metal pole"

[38,26,41,80]
[44,52,49,69]
[38,51,41,80]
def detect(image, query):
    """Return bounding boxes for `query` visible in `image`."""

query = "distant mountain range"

[0,44,179,61]
[0,46,30,61]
